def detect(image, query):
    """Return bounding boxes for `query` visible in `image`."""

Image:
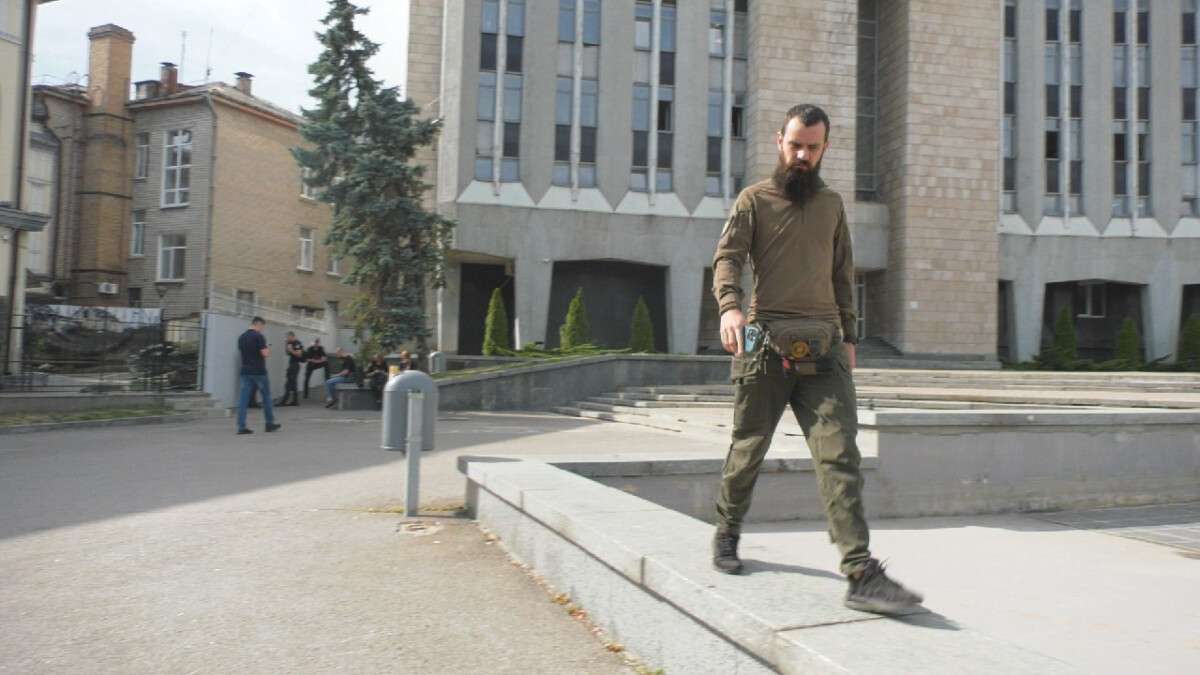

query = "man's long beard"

[772,156,822,205]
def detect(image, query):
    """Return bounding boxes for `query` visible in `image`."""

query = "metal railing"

[1,307,204,393]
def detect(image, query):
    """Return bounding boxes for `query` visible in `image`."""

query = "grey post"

[405,392,423,517]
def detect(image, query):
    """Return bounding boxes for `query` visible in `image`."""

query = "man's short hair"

[251,316,266,326]
[779,103,831,140]
[286,331,296,337]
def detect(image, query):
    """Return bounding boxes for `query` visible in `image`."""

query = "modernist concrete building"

[1,0,55,372]
[407,0,1200,363]
[30,25,358,325]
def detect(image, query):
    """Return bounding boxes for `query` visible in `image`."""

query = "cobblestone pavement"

[1032,502,1200,553]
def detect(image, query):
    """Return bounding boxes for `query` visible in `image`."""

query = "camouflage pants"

[715,342,871,576]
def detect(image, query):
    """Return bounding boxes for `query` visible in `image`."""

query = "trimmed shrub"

[1114,317,1142,368]
[1042,305,1077,368]
[559,288,591,349]
[482,288,510,355]
[628,296,655,352]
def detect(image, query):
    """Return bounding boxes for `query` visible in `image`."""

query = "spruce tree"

[559,288,591,350]
[628,296,654,352]
[1180,314,1200,370]
[1114,317,1142,368]
[482,288,510,355]
[1045,305,1077,368]
[294,0,454,357]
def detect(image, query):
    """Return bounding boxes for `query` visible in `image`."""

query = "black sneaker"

[844,559,924,614]
[265,423,281,432]
[712,530,744,574]
[237,428,253,435]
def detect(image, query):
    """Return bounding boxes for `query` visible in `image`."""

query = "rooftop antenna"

[179,30,187,82]
[204,27,214,82]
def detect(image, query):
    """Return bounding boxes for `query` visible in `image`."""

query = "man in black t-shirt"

[323,348,357,409]
[276,331,305,406]
[236,317,281,435]
[303,339,329,399]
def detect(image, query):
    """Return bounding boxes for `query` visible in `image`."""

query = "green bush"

[482,288,510,355]
[628,297,655,352]
[1114,317,1142,368]
[1179,313,1200,371]
[559,287,591,350]
[1040,306,1077,369]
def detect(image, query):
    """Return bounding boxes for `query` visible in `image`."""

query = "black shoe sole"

[713,562,744,575]
[237,429,252,435]
[844,597,925,615]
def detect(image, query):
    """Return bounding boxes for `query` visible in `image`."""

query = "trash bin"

[381,370,437,451]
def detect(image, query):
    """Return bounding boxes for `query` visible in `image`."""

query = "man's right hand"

[720,309,747,355]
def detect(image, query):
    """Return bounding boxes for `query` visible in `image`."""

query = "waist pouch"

[763,318,839,376]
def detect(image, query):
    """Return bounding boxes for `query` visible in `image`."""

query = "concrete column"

[1013,274,1046,362]
[513,256,552,348]
[1081,1,1112,226]
[595,2,633,208]
[666,264,703,355]
[437,260,462,353]
[1016,0,1045,227]
[1151,0,1183,231]
[1144,281,1183,363]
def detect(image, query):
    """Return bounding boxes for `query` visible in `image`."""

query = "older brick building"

[32,24,356,326]
[408,0,1200,364]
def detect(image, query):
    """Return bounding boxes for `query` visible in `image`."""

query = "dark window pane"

[1046,85,1060,118]
[1005,82,1016,115]
[1138,162,1151,196]
[1046,130,1060,159]
[1003,157,1016,191]
[506,36,523,73]
[1070,160,1082,194]
[1070,9,1081,42]
[657,132,673,168]
[580,126,596,163]
[1070,85,1082,118]
[657,101,672,131]
[1113,87,1127,119]
[660,52,675,85]
[1005,5,1016,38]
[1137,133,1148,158]
[1185,89,1197,121]
[1137,87,1149,120]
[633,130,648,166]
[732,106,745,137]
[503,122,520,157]
[707,136,722,172]
[1046,160,1060,193]
[1136,11,1148,44]
[1114,134,1127,161]
[1114,12,1126,43]
[1185,15,1197,44]
[1114,163,1127,194]
[481,33,497,71]
[1046,9,1059,41]
[735,0,747,12]
[555,125,570,162]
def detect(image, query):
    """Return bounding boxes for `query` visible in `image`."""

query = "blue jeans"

[237,374,276,430]
[325,374,348,401]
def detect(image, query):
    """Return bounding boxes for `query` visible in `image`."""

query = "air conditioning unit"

[97,282,120,295]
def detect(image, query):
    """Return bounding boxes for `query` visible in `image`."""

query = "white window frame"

[235,290,256,316]
[298,227,314,271]
[326,252,342,276]
[161,129,192,208]
[1076,282,1107,318]
[131,209,145,257]
[157,233,186,281]
[300,167,318,199]
[135,133,149,180]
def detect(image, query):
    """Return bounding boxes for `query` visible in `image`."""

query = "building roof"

[128,81,303,128]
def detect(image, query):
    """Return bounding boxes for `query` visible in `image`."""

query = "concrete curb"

[461,457,1072,674]
[0,413,201,435]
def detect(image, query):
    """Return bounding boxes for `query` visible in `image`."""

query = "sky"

[33,0,411,114]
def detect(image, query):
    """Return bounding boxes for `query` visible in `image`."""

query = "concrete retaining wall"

[436,354,728,411]
[0,392,208,415]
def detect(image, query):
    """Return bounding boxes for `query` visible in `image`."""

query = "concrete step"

[553,406,687,434]
[586,396,730,409]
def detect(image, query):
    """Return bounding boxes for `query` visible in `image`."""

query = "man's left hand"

[844,342,856,370]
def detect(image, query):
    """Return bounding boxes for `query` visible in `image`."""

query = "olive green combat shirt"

[712,177,858,343]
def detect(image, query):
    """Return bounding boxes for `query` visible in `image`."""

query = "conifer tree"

[1114,316,1142,368]
[628,297,654,352]
[1044,306,1077,368]
[482,288,510,355]
[559,288,591,350]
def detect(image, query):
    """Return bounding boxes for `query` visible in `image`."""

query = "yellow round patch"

[790,341,810,359]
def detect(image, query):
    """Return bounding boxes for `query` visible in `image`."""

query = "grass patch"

[0,406,175,428]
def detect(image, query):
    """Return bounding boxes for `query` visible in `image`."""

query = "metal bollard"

[405,393,423,517]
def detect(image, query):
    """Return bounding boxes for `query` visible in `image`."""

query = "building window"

[128,287,142,308]
[1074,283,1107,319]
[856,0,879,201]
[131,209,145,257]
[632,82,650,191]
[1183,1,1199,216]
[157,234,186,281]
[1044,5,1063,217]
[1067,0,1082,215]
[236,290,256,316]
[631,0,675,193]
[298,227,314,271]
[1113,1,1131,217]
[161,129,192,207]
[301,167,318,199]
[1136,0,1151,215]
[135,132,149,180]
[327,253,341,276]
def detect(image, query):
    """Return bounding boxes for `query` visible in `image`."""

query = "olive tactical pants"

[715,343,871,575]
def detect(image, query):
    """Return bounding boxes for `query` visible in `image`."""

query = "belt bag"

[763,318,839,376]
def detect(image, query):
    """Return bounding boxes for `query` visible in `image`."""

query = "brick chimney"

[234,72,254,96]
[160,62,179,95]
[86,24,135,114]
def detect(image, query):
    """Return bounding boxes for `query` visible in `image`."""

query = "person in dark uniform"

[303,338,328,399]
[276,331,305,406]
[236,316,281,435]
[323,348,357,409]
[364,354,389,408]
